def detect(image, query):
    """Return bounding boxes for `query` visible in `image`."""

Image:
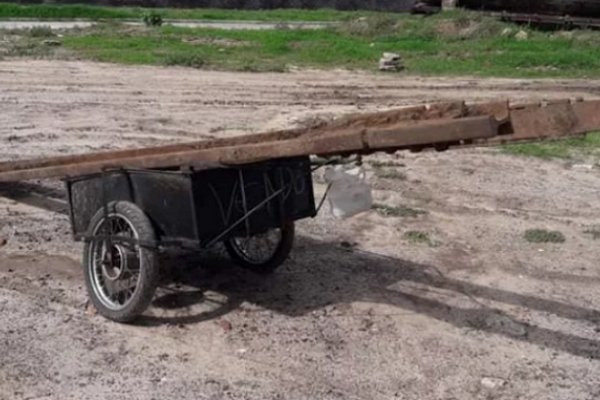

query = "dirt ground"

[2,60,600,400]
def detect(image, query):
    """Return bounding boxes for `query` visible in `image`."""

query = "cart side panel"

[68,170,197,243]
[129,171,197,243]
[191,157,315,241]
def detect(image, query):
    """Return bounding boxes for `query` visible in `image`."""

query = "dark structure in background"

[6,0,600,18]
[459,0,600,18]
[425,0,600,18]
[5,0,418,12]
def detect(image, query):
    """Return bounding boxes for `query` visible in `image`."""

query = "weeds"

[373,203,426,218]
[369,160,405,168]
[502,132,600,160]
[404,230,438,247]
[143,12,163,27]
[59,12,600,77]
[4,40,53,57]
[0,3,368,22]
[238,58,287,72]
[5,8,600,78]
[375,168,407,180]
[524,229,566,244]
[583,228,600,240]
[337,15,398,37]
[163,53,205,68]
[28,26,55,38]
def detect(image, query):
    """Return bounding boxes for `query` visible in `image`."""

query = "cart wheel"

[225,222,295,274]
[83,201,159,323]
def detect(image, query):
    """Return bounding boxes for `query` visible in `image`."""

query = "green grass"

[503,132,600,160]
[27,26,55,38]
[374,168,407,180]
[404,230,438,247]
[4,10,600,78]
[369,160,406,168]
[0,3,373,21]
[524,229,566,244]
[373,203,427,218]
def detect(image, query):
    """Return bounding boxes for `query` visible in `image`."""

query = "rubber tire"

[83,201,159,323]
[225,222,295,275]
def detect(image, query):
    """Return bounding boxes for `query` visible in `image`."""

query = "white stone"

[572,163,594,170]
[515,30,529,41]
[481,377,507,389]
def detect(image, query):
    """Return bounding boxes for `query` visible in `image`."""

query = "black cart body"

[66,156,316,249]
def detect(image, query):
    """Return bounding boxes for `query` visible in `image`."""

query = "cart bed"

[67,157,315,248]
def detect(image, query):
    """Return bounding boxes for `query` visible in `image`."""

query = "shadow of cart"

[142,235,600,361]
[3,181,600,360]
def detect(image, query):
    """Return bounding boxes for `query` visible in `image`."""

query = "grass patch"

[404,230,438,247]
[502,132,600,160]
[373,203,427,218]
[524,229,566,244]
[143,11,163,27]
[0,3,374,22]
[28,26,55,37]
[369,160,405,168]
[163,53,205,68]
[0,33,58,58]
[374,168,407,180]
[4,10,600,78]
[583,228,600,240]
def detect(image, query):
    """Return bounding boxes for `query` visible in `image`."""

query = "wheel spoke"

[232,228,281,264]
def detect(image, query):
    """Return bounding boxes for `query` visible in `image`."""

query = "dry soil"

[1,60,600,400]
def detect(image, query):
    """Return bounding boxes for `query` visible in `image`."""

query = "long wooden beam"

[0,116,495,182]
[0,102,467,174]
[0,99,599,183]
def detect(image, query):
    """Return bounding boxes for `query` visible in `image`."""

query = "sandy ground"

[2,60,600,400]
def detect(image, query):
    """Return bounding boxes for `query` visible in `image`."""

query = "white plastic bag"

[323,165,373,219]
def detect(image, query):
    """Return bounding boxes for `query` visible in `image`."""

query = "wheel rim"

[88,213,143,311]
[229,228,283,265]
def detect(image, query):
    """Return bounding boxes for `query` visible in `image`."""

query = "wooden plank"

[508,102,580,140]
[366,116,498,149]
[0,108,481,183]
[0,132,366,183]
[0,101,466,174]
[573,100,600,133]
[1,99,599,183]
[0,128,306,174]
[466,100,510,122]
[482,100,600,145]
[302,101,465,133]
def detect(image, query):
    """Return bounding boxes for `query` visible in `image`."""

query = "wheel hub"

[101,243,135,282]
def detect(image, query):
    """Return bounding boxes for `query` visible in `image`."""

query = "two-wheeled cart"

[66,158,314,321]
[1,99,600,322]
